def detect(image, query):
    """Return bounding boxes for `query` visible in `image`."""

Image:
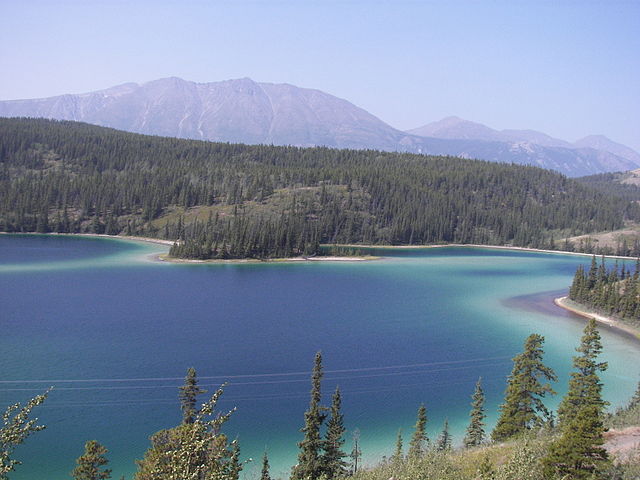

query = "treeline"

[569,256,640,322]
[6,320,635,479]
[1,118,638,259]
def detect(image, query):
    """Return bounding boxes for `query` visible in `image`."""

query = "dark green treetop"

[463,377,486,447]
[491,334,557,442]
[71,440,111,480]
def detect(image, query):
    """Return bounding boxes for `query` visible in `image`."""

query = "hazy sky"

[1,0,639,150]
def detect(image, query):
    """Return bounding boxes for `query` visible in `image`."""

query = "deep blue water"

[1,235,639,479]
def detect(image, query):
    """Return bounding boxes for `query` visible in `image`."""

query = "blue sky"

[1,0,639,150]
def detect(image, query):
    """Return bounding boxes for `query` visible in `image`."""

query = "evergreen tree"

[463,377,486,447]
[72,440,111,480]
[435,418,452,451]
[323,386,348,479]
[292,352,326,480]
[260,451,271,480]
[491,334,557,442]
[179,367,206,424]
[349,429,361,475]
[543,318,611,478]
[228,440,242,480]
[408,404,428,459]
[392,429,403,462]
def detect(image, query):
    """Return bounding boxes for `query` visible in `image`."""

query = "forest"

[1,118,639,259]
[4,320,640,479]
[568,256,640,324]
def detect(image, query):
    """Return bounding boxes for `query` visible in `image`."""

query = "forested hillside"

[1,118,637,259]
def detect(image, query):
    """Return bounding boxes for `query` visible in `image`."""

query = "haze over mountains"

[1,77,638,177]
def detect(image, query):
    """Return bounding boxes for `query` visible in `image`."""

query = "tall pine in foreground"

[292,352,326,480]
[179,367,206,424]
[408,404,428,459]
[72,440,111,480]
[260,451,271,480]
[323,386,348,479]
[463,377,486,447]
[543,319,612,479]
[491,334,557,442]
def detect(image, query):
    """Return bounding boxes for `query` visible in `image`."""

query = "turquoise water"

[1,235,639,479]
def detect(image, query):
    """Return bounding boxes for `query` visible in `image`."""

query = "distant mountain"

[409,116,640,172]
[1,77,638,177]
[574,135,640,165]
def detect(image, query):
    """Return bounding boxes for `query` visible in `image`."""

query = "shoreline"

[554,296,640,342]
[4,232,639,263]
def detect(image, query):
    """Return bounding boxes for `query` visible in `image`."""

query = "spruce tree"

[72,440,111,480]
[179,367,206,424]
[292,352,326,480]
[436,418,452,451]
[323,386,348,479]
[556,318,608,427]
[463,377,486,447]
[260,451,271,480]
[228,440,242,480]
[393,429,403,462]
[408,404,428,459]
[543,318,611,478]
[491,334,557,442]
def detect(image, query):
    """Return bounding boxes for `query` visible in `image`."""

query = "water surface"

[1,236,638,479]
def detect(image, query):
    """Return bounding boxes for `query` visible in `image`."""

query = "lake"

[1,234,639,479]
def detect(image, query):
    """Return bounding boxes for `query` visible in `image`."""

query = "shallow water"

[1,235,638,479]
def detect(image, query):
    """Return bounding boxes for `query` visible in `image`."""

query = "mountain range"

[1,77,638,177]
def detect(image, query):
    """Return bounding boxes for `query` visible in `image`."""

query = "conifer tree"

[228,440,242,480]
[436,418,452,451]
[292,352,326,480]
[463,377,486,447]
[393,429,403,462]
[72,440,111,480]
[323,386,348,479]
[491,334,557,442]
[349,429,361,475]
[179,367,206,424]
[543,319,611,478]
[260,451,271,480]
[408,404,428,459]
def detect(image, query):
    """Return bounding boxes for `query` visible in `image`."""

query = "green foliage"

[179,367,206,425]
[0,389,49,479]
[72,440,112,480]
[543,319,611,479]
[260,451,271,480]
[1,118,635,259]
[491,335,557,442]
[228,440,242,480]
[292,352,326,480]
[134,385,236,480]
[436,418,452,452]
[323,386,348,479]
[569,256,640,322]
[392,429,403,462]
[463,377,486,448]
[408,404,428,459]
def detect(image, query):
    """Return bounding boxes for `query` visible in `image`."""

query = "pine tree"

[179,367,206,424]
[228,440,242,480]
[393,429,403,462]
[323,386,348,479]
[408,404,428,459]
[543,318,611,478]
[436,418,452,451]
[72,440,111,480]
[349,429,361,475]
[463,377,486,447]
[491,334,557,442]
[557,318,608,427]
[292,352,326,480]
[260,451,271,480]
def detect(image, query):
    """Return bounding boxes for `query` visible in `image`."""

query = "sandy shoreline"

[554,296,640,341]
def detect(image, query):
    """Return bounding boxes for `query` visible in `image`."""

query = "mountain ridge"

[1,77,637,177]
